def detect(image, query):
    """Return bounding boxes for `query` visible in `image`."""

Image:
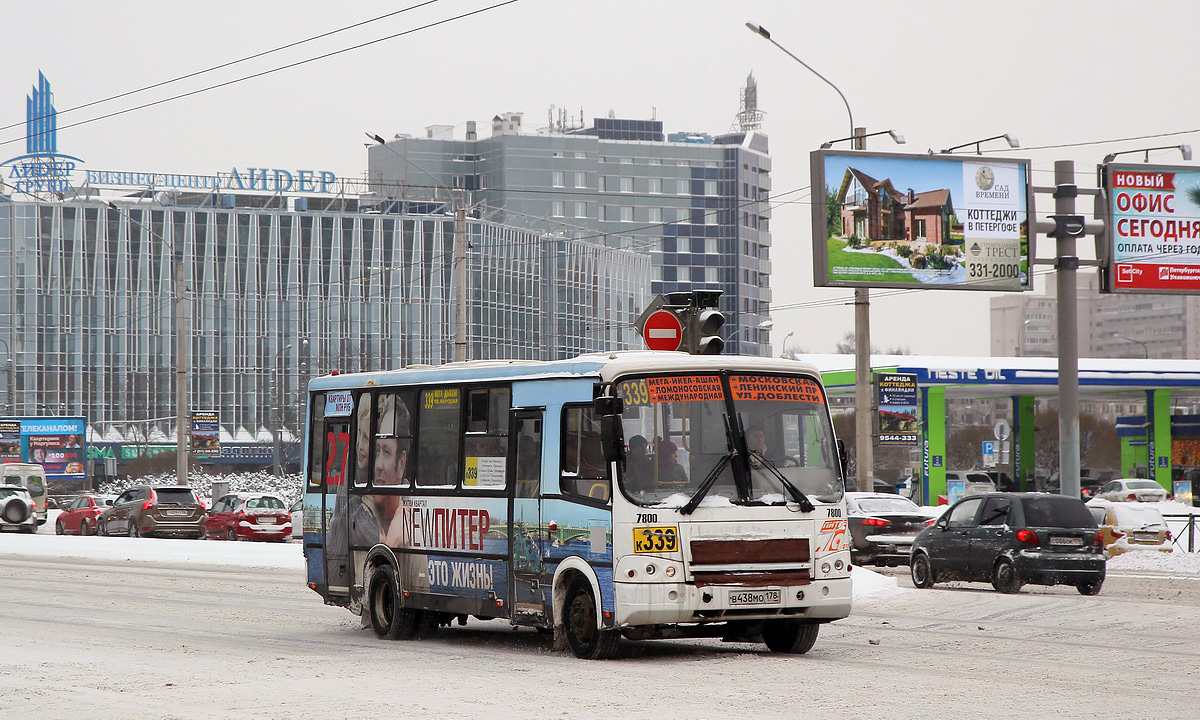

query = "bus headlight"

[664,566,676,578]
[821,562,831,575]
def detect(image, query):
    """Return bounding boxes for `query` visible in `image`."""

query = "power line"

[0,1,444,136]
[0,0,522,150]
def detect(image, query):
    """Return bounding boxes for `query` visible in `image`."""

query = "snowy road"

[1,536,1198,720]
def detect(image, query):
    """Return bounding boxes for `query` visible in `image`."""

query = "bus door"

[322,416,353,595]
[509,409,547,622]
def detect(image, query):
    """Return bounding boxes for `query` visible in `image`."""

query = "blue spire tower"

[26,71,56,155]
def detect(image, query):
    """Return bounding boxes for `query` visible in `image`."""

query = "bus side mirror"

[593,395,624,416]
[600,415,625,464]
[836,439,848,480]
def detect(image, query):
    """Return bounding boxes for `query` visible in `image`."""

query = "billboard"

[1103,164,1200,294]
[876,373,919,447]
[1,416,87,490]
[812,150,1033,291]
[191,411,221,458]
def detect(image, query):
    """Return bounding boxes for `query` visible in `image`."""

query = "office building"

[366,104,774,355]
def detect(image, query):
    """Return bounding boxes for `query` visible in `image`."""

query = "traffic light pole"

[853,127,874,492]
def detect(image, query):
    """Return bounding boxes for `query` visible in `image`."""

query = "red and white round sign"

[642,310,683,351]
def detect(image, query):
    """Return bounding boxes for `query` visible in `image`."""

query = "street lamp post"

[725,319,774,354]
[1109,332,1149,359]
[0,337,12,415]
[272,343,293,477]
[781,330,795,359]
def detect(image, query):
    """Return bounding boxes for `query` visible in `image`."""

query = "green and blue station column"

[1013,395,1035,491]
[921,386,946,504]
[1147,389,1173,488]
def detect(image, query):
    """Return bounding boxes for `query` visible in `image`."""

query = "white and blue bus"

[301,351,851,658]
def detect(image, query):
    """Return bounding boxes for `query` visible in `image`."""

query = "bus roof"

[307,351,824,392]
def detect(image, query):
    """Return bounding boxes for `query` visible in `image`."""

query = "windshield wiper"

[748,450,815,512]
[681,413,736,516]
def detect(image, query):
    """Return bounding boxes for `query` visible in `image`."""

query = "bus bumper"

[614,576,851,627]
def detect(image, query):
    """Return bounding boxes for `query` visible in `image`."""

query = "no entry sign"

[641,309,683,351]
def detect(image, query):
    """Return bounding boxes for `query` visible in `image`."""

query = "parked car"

[97,485,206,538]
[289,497,304,540]
[945,471,997,497]
[985,471,1017,492]
[1044,471,1114,500]
[204,492,292,542]
[1094,478,1170,503]
[846,492,932,566]
[1086,498,1173,556]
[0,485,37,533]
[910,492,1105,595]
[55,494,116,535]
[1,463,49,526]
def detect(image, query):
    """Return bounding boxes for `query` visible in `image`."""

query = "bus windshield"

[615,372,842,509]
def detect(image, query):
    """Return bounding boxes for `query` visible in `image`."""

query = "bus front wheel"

[564,577,619,660]
[762,619,819,654]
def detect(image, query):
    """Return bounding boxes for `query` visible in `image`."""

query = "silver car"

[0,485,37,533]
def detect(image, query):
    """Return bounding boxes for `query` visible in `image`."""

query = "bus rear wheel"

[369,565,420,640]
[762,619,819,654]
[564,577,619,660]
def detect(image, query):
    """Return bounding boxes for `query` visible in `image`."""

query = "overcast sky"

[4,0,1197,356]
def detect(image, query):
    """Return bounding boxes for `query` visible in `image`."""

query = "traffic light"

[685,291,725,355]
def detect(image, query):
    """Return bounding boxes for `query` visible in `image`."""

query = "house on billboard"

[836,167,955,244]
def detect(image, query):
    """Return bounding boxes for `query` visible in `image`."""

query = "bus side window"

[515,417,542,499]
[308,394,326,488]
[561,405,609,504]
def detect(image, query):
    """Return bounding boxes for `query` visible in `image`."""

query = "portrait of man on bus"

[338,392,413,549]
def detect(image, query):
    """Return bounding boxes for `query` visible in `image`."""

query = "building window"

[552,171,564,188]
[620,177,634,193]
[649,178,662,194]
[705,180,718,196]
[552,201,565,217]
[705,267,718,283]
[574,202,587,218]
[706,237,718,254]
[679,179,691,195]
[620,206,634,223]
[648,207,663,224]
[601,176,613,192]
[574,172,586,188]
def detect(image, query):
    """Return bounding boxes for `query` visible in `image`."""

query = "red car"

[204,492,292,542]
[55,494,116,535]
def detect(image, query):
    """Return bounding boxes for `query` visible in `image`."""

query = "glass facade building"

[0,194,648,444]
[367,112,773,355]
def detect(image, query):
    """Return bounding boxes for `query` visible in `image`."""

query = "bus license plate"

[632,526,678,553]
[728,589,781,606]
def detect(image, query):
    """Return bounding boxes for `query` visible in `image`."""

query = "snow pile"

[1107,549,1200,575]
[0,528,304,570]
[851,565,902,599]
[97,469,304,504]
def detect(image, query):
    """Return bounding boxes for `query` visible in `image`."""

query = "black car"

[846,492,932,566]
[909,492,1105,595]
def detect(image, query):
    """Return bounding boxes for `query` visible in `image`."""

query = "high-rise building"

[0,192,648,449]
[990,274,1200,359]
[367,106,773,355]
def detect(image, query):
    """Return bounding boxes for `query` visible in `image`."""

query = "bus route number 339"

[633,526,678,553]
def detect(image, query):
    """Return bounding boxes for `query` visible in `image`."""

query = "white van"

[2,463,49,526]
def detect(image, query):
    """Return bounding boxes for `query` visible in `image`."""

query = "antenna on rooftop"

[735,72,766,132]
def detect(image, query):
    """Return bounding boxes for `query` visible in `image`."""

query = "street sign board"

[811,150,1034,291]
[641,309,684,351]
[982,440,997,467]
[1102,163,1200,294]
[994,418,1011,441]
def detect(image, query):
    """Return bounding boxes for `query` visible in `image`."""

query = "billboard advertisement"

[876,373,919,447]
[1103,164,1200,294]
[812,150,1033,291]
[191,411,221,458]
[1,416,87,490]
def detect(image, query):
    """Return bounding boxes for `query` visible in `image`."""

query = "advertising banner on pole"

[191,411,220,458]
[1103,164,1200,294]
[811,150,1033,291]
[876,373,919,447]
[0,420,21,462]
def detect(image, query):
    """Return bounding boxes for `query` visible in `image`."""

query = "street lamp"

[747,20,880,489]
[1103,145,1192,164]
[1108,332,1149,359]
[821,130,905,149]
[781,330,796,359]
[0,337,12,415]
[940,134,1020,155]
[725,319,774,351]
[272,343,293,476]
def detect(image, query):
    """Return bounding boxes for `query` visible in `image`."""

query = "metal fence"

[1163,513,1199,553]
